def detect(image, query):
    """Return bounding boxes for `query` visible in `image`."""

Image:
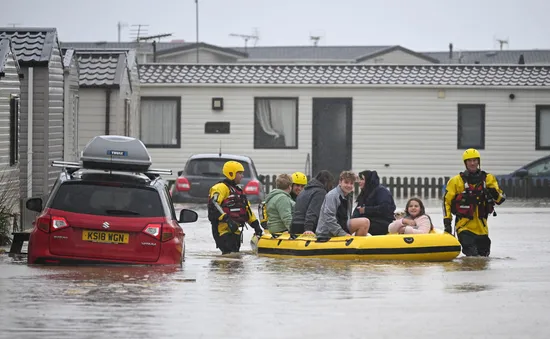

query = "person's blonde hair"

[339,170,356,183]
[275,174,293,190]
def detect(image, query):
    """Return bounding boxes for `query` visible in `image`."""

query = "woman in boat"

[388,197,433,234]
[352,170,396,236]
[290,170,335,235]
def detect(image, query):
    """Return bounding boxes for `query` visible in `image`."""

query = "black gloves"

[219,213,239,233]
[444,218,453,234]
[250,220,263,237]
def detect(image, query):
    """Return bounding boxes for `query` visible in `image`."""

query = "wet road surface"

[1,199,549,338]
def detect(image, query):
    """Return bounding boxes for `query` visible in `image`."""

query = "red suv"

[26,135,198,266]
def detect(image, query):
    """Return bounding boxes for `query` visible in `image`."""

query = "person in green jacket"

[266,174,295,234]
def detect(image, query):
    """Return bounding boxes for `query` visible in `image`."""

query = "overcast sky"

[2,0,548,51]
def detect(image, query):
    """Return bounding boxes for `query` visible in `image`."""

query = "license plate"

[82,230,129,244]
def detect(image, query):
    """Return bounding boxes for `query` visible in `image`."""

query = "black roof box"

[80,135,152,172]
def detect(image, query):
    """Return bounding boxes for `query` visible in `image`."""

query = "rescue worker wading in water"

[208,161,263,254]
[443,148,506,257]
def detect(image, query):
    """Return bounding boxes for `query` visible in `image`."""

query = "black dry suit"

[290,178,329,234]
[352,170,396,235]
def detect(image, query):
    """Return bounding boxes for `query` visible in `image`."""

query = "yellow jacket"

[208,181,258,236]
[443,172,505,236]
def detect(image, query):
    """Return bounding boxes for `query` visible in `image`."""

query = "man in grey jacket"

[316,171,370,238]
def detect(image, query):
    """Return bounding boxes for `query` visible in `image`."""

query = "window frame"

[139,96,181,148]
[457,104,485,150]
[9,94,20,166]
[253,97,299,150]
[536,105,550,150]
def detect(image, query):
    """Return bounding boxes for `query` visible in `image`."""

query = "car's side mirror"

[177,170,183,176]
[26,198,43,213]
[515,168,529,178]
[258,174,265,183]
[179,209,198,223]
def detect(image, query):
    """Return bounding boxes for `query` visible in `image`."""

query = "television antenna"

[496,37,509,50]
[310,36,322,46]
[137,33,173,42]
[129,24,149,42]
[309,29,325,46]
[229,32,259,52]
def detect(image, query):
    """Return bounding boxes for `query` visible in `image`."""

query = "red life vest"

[452,171,495,219]
[221,183,249,224]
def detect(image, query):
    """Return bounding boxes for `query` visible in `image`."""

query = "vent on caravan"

[80,135,152,172]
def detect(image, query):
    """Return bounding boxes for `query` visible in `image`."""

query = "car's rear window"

[186,158,252,178]
[50,182,165,217]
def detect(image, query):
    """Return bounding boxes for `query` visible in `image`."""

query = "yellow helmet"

[462,148,481,162]
[291,172,308,185]
[222,161,244,180]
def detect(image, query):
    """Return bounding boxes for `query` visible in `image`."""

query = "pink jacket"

[388,215,432,234]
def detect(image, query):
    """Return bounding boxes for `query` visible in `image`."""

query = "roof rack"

[51,135,172,177]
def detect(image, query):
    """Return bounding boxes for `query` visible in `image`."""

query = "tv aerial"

[229,32,259,52]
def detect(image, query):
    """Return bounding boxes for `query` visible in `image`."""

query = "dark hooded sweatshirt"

[352,170,396,223]
[290,178,329,233]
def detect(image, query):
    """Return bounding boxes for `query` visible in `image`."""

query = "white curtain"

[140,99,177,145]
[256,99,297,147]
[256,99,281,138]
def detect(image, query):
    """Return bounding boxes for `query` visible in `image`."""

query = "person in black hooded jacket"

[352,170,396,235]
[290,170,335,234]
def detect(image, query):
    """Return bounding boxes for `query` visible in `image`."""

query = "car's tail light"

[142,223,162,240]
[50,216,70,232]
[161,223,176,242]
[176,177,190,191]
[36,215,70,233]
[36,215,51,233]
[244,180,260,195]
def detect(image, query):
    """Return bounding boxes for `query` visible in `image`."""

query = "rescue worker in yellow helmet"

[443,148,506,257]
[208,160,263,254]
[290,172,308,201]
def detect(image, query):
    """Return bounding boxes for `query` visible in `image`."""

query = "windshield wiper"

[104,209,141,215]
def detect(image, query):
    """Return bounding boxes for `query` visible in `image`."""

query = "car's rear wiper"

[104,209,141,215]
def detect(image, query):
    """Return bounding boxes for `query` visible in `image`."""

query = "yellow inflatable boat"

[250,230,461,262]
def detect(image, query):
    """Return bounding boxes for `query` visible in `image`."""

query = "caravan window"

[140,97,181,148]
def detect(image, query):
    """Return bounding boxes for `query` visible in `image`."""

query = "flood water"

[1,199,549,339]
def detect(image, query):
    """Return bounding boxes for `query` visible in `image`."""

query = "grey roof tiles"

[138,64,550,87]
[0,28,58,65]
[76,51,127,87]
[62,41,550,65]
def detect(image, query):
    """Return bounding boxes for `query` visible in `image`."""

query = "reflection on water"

[1,203,550,338]
[447,282,495,293]
[442,257,491,272]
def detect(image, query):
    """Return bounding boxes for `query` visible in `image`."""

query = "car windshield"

[50,182,165,217]
[526,158,550,176]
[186,158,252,178]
